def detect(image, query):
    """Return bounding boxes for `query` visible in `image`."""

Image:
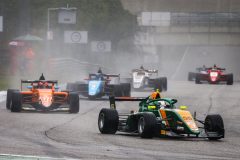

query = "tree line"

[0,0,137,49]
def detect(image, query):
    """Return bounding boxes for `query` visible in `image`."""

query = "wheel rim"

[98,113,105,130]
[138,117,145,134]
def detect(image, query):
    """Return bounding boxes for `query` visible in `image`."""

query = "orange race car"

[6,75,79,113]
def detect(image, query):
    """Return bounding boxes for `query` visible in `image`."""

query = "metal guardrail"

[138,12,240,27]
[171,12,240,26]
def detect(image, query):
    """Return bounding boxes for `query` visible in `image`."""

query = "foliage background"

[0,0,137,49]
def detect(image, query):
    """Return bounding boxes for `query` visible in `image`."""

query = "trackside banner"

[0,16,3,32]
[64,31,88,43]
[91,41,111,52]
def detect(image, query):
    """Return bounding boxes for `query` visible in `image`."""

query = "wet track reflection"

[0,81,240,159]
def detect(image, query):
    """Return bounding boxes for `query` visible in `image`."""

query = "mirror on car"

[179,106,188,110]
[148,105,156,110]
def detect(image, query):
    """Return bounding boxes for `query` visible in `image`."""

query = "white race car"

[129,68,167,91]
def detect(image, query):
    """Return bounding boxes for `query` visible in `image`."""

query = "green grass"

[0,75,10,90]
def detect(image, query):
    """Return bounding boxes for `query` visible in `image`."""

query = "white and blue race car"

[66,73,131,100]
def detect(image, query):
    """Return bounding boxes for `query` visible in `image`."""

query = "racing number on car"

[40,95,52,107]
[41,96,52,102]
[210,72,218,77]
[71,32,81,43]
[182,116,193,121]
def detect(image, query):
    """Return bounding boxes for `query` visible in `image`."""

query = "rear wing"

[21,80,58,84]
[206,67,226,71]
[132,69,158,74]
[109,96,146,109]
[104,74,120,78]
[88,73,120,81]
[21,80,58,90]
[89,73,119,77]
[146,69,158,73]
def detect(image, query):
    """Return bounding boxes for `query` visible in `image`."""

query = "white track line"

[0,153,79,160]
[171,47,189,80]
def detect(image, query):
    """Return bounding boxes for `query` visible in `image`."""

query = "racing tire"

[143,78,150,87]
[98,108,119,134]
[161,77,167,91]
[188,72,196,81]
[78,83,88,97]
[69,93,79,113]
[195,74,201,84]
[138,112,156,138]
[6,89,18,110]
[204,114,224,140]
[153,78,162,92]
[66,83,75,91]
[11,91,22,112]
[226,74,233,85]
[113,85,124,97]
[121,83,131,97]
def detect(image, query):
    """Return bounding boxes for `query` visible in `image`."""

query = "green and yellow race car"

[98,91,224,140]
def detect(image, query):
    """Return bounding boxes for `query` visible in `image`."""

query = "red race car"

[195,65,233,85]
[6,74,79,113]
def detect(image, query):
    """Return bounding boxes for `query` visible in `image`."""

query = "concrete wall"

[135,32,240,45]
[121,0,240,14]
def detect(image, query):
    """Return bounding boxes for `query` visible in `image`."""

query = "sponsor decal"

[160,109,169,126]
[177,110,198,131]
[39,90,53,107]
[40,95,52,107]
[160,130,166,135]
[89,81,101,96]
[210,72,218,82]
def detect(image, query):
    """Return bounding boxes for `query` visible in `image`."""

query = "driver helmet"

[150,89,161,99]
[44,82,49,88]
[160,101,166,106]
[38,81,44,88]
[159,101,167,108]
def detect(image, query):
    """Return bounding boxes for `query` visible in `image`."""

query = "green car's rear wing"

[109,96,146,109]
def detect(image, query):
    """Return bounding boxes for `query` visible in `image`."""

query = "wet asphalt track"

[0,81,240,160]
